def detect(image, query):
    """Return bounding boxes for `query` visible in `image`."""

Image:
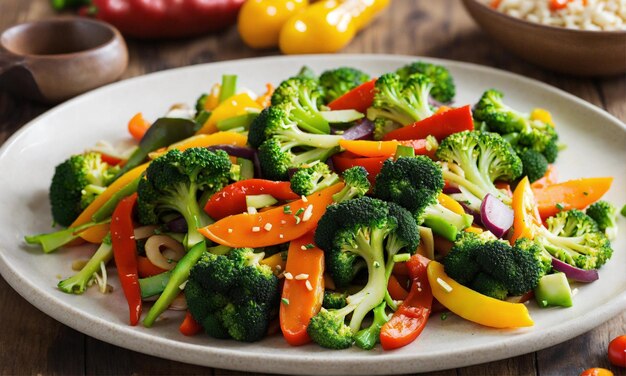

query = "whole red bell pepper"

[81,0,245,39]
[380,254,433,350]
[204,179,300,220]
[110,193,142,326]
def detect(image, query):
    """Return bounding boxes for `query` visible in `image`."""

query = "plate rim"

[0,54,624,375]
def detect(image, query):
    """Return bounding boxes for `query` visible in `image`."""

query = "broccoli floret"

[436,131,522,209]
[396,61,456,103]
[270,76,329,134]
[322,290,348,309]
[353,301,389,350]
[537,209,613,269]
[443,231,546,298]
[372,118,402,141]
[257,137,340,181]
[473,90,559,163]
[290,162,339,196]
[57,233,113,294]
[49,152,119,227]
[332,166,371,203]
[186,248,280,342]
[518,149,548,183]
[374,156,473,241]
[310,197,418,349]
[586,201,618,240]
[137,148,231,248]
[319,67,370,103]
[366,73,434,128]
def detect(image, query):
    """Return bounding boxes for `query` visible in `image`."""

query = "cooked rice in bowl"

[484,0,626,31]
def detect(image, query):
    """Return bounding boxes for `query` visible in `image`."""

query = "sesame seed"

[284,272,293,280]
[227,228,233,233]
[264,223,273,231]
[301,195,308,202]
[295,273,309,280]
[247,206,258,214]
[279,234,284,239]
[251,226,261,232]
[280,220,287,225]
[300,245,307,251]
[275,265,282,271]
[302,204,313,222]
[305,280,313,291]
[436,277,453,293]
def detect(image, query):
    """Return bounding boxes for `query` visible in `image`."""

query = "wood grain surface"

[1,1,625,375]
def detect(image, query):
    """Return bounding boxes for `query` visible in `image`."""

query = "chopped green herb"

[304,243,315,249]
[556,203,564,211]
[441,313,448,321]
[295,216,301,224]
[283,205,292,214]
[281,298,289,305]
[393,253,411,263]
[295,208,305,216]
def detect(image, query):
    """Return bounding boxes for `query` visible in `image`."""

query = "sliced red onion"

[166,216,188,233]
[443,186,461,195]
[287,167,299,179]
[207,145,257,160]
[551,258,599,282]
[339,119,374,140]
[252,152,263,179]
[458,200,482,225]
[480,194,514,238]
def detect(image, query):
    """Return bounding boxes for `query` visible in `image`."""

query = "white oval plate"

[0,55,624,375]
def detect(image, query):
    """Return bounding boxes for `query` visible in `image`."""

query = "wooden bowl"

[0,17,128,103]
[461,0,626,76]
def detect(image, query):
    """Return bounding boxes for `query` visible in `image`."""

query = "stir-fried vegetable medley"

[25,62,620,350]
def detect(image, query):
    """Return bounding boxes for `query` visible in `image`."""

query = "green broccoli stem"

[332,185,363,203]
[383,233,407,311]
[292,147,339,167]
[57,238,113,294]
[354,301,389,350]
[143,241,206,327]
[139,271,171,299]
[276,127,343,149]
[24,219,109,254]
[422,203,473,241]
[290,107,329,135]
[539,227,598,256]
[348,229,388,332]
[166,182,212,249]
[441,169,486,203]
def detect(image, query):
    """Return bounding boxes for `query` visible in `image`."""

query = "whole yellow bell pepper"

[196,93,263,135]
[427,261,534,329]
[279,0,389,54]
[238,0,309,49]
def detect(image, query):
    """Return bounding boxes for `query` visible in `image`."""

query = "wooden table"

[1,1,624,375]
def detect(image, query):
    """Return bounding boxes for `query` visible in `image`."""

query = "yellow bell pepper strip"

[510,177,542,244]
[437,193,466,216]
[339,139,437,159]
[280,231,325,346]
[279,0,389,54]
[165,132,247,153]
[427,261,534,328]
[70,163,149,234]
[532,177,613,219]
[260,252,287,274]
[530,108,555,127]
[199,183,344,248]
[238,0,309,49]
[196,93,263,135]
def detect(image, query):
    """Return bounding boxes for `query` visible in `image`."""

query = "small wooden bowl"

[462,0,626,76]
[0,17,128,103]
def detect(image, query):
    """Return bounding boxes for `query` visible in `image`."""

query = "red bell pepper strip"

[204,179,300,220]
[382,105,474,141]
[327,79,377,113]
[110,193,142,326]
[332,152,389,185]
[179,311,203,336]
[380,254,433,350]
[81,0,245,39]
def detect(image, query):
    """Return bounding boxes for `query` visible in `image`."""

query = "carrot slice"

[532,177,613,219]
[128,112,151,141]
[279,232,325,346]
[199,183,344,248]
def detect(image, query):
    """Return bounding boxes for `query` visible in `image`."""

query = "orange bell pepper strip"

[382,105,474,142]
[78,224,110,244]
[204,83,221,111]
[71,163,149,229]
[531,164,558,190]
[199,183,344,248]
[279,231,325,346]
[532,177,613,219]
[427,261,534,328]
[196,93,263,135]
[137,256,168,278]
[510,177,542,244]
[327,79,377,113]
[380,254,432,350]
[179,311,203,336]
[437,193,465,216]
[128,112,151,141]
[339,139,437,159]
[256,83,275,108]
